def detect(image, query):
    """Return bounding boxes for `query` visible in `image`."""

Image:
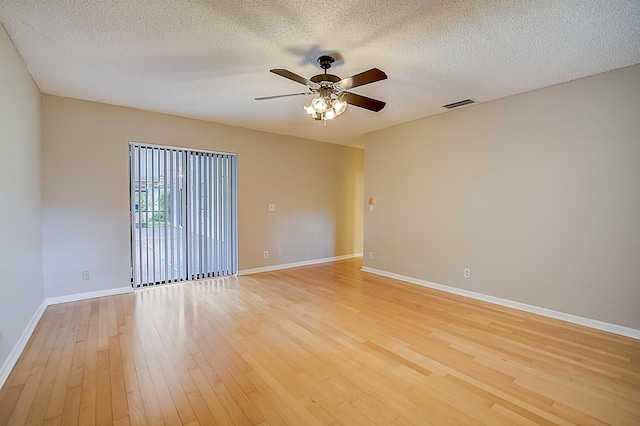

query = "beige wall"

[364,64,640,329]
[0,25,44,369]
[41,96,363,298]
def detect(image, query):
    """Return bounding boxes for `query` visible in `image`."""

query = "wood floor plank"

[186,390,216,426]
[9,322,50,387]
[242,352,325,426]
[0,385,23,426]
[107,335,129,422]
[246,388,287,426]
[1,258,639,424]
[112,415,130,426]
[188,366,234,426]
[24,344,63,425]
[7,365,45,425]
[141,313,197,425]
[244,370,304,425]
[43,334,78,421]
[125,390,148,426]
[135,365,164,426]
[40,415,61,426]
[59,386,81,426]
[95,349,113,425]
[78,316,98,426]
[142,349,183,426]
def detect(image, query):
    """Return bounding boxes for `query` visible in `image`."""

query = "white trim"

[0,300,47,389]
[361,267,640,341]
[239,253,363,276]
[45,286,133,306]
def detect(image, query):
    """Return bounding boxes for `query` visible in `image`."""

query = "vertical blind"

[129,143,238,287]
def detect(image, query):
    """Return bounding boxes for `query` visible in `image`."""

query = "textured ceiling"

[1,0,639,147]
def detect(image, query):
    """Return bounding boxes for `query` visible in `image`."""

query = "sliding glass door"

[129,143,238,287]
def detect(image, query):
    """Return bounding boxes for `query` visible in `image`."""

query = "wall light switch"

[369,205,374,212]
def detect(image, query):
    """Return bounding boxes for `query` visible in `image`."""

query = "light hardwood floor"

[1,258,639,425]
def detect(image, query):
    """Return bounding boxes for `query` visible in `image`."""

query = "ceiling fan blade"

[255,92,314,101]
[270,69,313,86]
[338,68,387,90]
[342,92,386,112]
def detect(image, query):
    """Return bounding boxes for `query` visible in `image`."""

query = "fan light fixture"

[305,93,347,121]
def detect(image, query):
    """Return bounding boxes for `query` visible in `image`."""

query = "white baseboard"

[0,300,47,389]
[239,253,363,276]
[45,286,133,306]
[362,267,640,341]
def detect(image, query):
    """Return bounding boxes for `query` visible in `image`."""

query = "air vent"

[442,99,477,109]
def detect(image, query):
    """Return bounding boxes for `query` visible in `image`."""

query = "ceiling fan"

[255,55,387,122]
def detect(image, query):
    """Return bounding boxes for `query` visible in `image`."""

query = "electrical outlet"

[82,270,90,281]
[464,268,471,279]
[263,251,269,259]
[268,204,276,211]
[278,249,283,256]
[0,327,3,347]
[368,252,374,260]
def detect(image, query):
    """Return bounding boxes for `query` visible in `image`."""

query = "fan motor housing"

[310,74,341,83]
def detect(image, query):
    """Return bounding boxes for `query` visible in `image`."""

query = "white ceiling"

[1,1,639,147]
